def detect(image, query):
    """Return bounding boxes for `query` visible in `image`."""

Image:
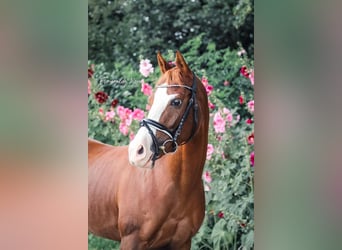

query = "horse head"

[128,51,202,168]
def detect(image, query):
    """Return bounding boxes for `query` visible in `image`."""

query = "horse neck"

[159,84,209,189]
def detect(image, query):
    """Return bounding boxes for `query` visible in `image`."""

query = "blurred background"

[0,1,88,250]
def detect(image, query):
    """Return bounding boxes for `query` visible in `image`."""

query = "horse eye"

[171,99,182,107]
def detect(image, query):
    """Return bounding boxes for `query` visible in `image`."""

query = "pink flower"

[223,108,230,114]
[247,132,254,145]
[105,110,115,121]
[223,108,233,122]
[141,80,153,96]
[226,113,233,123]
[88,79,91,95]
[98,108,104,115]
[119,122,129,136]
[223,80,230,86]
[250,151,255,166]
[206,144,214,160]
[218,211,224,218]
[168,61,176,67]
[201,76,214,95]
[204,184,210,192]
[203,171,212,183]
[205,85,214,95]
[240,66,254,85]
[239,95,244,104]
[117,106,133,127]
[129,132,135,141]
[249,70,254,85]
[208,100,215,109]
[236,114,240,122]
[213,111,226,133]
[246,118,253,124]
[124,115,133,126]
[237,49,246,56]
[201,76,208,85]
[132,108,145,121]
[247,100,254,113]
[88,67,94,78]
[117,106,131,119]
[117,106,126,119]
[139,59,154,77]
[240,66,249,78]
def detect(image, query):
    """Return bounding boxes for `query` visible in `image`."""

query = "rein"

[139,72,198,167]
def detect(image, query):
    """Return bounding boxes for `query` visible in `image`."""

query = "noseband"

[140,72,198,167]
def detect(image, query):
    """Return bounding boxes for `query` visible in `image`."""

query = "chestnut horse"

[88,51,209,249]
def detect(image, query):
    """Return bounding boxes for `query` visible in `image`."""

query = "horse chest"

[119,181,200,246]
[120,205,193,249]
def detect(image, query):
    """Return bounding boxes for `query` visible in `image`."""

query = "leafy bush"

[88,233,120,250]
[88,35,254,249]
[88,0,254,69]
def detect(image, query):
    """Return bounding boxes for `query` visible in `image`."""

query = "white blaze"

[147,84,177,123]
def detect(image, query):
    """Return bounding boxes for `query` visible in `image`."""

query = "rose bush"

[88,35,254,250]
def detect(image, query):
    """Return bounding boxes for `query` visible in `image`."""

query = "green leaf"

[211,219,233,249]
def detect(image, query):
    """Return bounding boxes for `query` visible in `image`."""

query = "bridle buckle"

[159,139,178,154]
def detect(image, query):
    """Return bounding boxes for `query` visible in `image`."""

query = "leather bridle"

[139,72,198,167]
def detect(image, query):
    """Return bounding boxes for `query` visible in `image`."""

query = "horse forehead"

[147,83,177,121]
[160,69,185,84]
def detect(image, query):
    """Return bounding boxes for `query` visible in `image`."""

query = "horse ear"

[157,51,172,74]
[175,51,191,74]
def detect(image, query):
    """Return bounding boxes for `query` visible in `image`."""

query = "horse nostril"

[137,145,144,155]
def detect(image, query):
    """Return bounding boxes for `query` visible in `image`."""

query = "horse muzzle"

[128,127,154,168]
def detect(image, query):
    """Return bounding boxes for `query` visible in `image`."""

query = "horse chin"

[129,152,153,168]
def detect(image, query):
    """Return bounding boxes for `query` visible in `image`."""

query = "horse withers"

[88,51,209,250]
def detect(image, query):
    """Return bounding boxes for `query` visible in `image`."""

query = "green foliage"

[88,234,120,250]
[88,35,254,249]
[88,0,254,69]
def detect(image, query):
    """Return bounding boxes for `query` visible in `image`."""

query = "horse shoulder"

[88,140,130,240]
